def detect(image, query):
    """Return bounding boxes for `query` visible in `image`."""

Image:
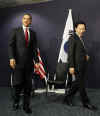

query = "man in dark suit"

[64,21,97,110]
[8,13,39,114]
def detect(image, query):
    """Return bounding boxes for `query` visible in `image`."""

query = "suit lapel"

[28,29,33,45]
[19,27,25,39]
[19,27,26,45]
[74,33,85,49]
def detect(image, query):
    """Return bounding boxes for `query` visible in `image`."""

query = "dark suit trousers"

[13,64,33,106]
[65,62,89,104]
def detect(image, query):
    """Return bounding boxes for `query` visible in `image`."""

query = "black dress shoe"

[13,103,19,111]
[23,106,32,114]
[63,96,73,106]
[83,103,97,111]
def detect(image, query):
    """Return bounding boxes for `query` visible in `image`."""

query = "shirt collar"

[22,25,30,30]
[75,32,83,40]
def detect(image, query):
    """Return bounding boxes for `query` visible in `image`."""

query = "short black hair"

[74,21,86,29]
[23,13,32,19]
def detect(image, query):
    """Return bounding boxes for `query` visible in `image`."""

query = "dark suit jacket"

[8,27,39,69]
[68,33,87,71]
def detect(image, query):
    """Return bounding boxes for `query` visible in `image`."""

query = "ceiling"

[0,0,53,8]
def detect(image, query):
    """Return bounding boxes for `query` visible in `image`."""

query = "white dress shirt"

[23,25,30,41]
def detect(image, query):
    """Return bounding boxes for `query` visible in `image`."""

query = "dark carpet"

[0,87,100,116]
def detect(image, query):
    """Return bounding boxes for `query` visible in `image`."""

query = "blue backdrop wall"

[0,0,100,88]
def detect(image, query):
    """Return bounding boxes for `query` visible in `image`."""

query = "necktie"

[81,39,85,49]
[25,28,28,47]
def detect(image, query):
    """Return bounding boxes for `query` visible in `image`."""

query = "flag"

[34,48,46,80]
[58,9,74,63]
[55,9,75,83]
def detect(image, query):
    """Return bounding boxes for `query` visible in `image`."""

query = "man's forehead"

[23,15,31,18]
[77,24,85,27]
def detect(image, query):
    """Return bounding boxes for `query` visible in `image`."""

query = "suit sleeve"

[8,28,16,60]
[32,32,39,63]
[68,36,76,68]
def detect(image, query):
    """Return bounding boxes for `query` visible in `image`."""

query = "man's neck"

[22,25,29,28]
[75,32,82,39]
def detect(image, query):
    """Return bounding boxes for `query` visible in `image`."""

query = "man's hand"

[10,59,16,69]
[69,67,75,75]
[86,55,90,61]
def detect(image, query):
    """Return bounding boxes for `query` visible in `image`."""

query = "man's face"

[75,24,86,38]
[22,14,32,27]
